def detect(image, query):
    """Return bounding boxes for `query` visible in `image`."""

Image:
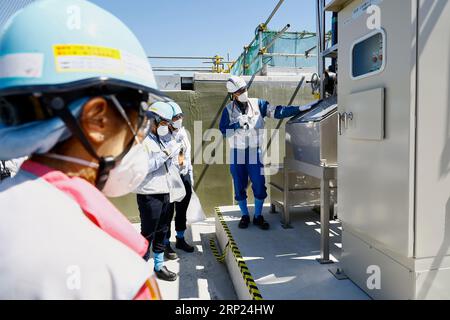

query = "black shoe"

[176,237,195,253]
[253,215,270,230]
[164,243,178,260]
[154,266,177,282]
[239,215,250,229]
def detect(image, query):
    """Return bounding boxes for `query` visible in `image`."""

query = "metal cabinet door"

[344,88,385,141]
[337,0,416,258]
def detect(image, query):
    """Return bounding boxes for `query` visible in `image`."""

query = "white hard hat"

[147,101,174,121]
[226,76,247,94]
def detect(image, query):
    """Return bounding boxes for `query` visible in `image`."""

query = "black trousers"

[136,193,172,260]
[166,174,193,240]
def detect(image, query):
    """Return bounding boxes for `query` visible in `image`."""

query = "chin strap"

[49,96,135,190]
[44,153,99,168]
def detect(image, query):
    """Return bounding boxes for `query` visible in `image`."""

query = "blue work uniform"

[219,98,300,202]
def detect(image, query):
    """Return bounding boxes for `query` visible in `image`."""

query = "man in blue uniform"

[219,76,311,230]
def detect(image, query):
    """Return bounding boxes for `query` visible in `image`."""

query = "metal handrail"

[149,55,233,73]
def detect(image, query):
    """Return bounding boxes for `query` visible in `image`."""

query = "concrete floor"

[133,204,370,300]
[217,205,371,300]
[134,219,237,300]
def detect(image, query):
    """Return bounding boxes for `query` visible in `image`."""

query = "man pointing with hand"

[219,76,312,230]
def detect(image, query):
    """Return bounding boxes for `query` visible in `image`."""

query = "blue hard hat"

[147,101,174,122]
[168,101,183,117]
[0,0,162,99]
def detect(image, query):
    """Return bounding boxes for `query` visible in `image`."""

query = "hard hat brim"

[0,77,170,102]
[146,111,171,122]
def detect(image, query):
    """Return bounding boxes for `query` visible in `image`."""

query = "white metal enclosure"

[328,0,450,299]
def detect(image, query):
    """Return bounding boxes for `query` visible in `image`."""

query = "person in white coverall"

[163,102,195,260]
[219,76,312,230]
[134,101,186,282]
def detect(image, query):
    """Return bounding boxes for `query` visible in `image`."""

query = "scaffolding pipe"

[265,24,291,51]
[264,0,285,27]
[305,45,317,58]
[202,61,234,64]
[243,47,248,75]
[248,24,291,69]
[148,56,218,60]
[258,27,264,74]
[246,38,257,51]
[241,0,285,64]
[152,67,212,72]
[153,66,211,69]
[263,52,317,58]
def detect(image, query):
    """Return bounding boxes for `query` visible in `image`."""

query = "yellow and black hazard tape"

[214,207,263,301]
[209,238,229,263]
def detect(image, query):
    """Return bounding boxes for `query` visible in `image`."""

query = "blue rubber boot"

[254,198,264,218]
[154,252,164,272]
[238,199,250,216]
[154,251,177,281]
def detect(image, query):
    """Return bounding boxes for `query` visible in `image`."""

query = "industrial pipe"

[202,61,234,64]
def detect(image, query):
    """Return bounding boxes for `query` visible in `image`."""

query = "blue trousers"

[230,148,267,202]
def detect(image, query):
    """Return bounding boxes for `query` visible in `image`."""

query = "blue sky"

[89,0,317,75]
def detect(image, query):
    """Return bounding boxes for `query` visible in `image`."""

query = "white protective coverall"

[0,169,151,299]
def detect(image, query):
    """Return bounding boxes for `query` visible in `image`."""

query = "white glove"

[238,115,249,129]
[246,116,257,130]
[180,165,189,176]
[173,130,184,143]
[163,140,182,158]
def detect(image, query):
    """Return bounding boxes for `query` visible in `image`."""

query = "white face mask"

[157,124,169,137]
[172,119,183,130]
[237,91,249,103]
[44,146,150,198]
[101,143,150,198]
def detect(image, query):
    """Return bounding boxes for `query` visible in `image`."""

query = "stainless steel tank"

[269,96,338,225]
[285,96,338,167]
